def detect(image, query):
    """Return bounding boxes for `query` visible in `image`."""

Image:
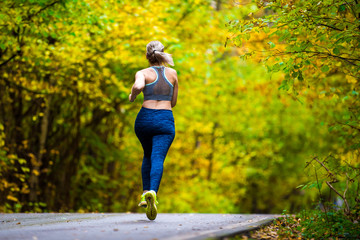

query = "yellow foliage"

[346,75,357,84]
[7,195,18,202]
[32,170,40,176]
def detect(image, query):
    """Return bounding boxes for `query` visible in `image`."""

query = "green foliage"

[277,209,360,239]
[227,0,360,236]
[227,0,360,147]
[301,210,360,239]
[229,0,360,121]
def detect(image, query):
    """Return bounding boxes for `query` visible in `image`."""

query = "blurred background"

[0,0,358,215]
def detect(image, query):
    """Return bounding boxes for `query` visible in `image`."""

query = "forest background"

[0,0,359,223]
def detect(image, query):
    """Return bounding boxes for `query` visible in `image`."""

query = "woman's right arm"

[129,71,145,102]
[171,71,178,108]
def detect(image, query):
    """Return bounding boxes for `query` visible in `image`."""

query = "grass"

[224,209,360,240]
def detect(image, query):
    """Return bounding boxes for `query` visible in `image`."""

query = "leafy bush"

[276,209,360,239]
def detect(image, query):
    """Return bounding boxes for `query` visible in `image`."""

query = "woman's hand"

[129,93,135,102]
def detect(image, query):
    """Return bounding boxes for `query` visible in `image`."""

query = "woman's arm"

[129,71,146,102]
[171,71,178,108]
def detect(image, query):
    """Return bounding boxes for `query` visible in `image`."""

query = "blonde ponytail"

[146,41,174,66]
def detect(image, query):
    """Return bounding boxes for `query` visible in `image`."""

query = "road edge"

[191,217,279,240]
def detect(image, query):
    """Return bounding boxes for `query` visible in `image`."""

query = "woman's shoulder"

[136,68,154,77]
[138,67,152,73]
[165,67,177,76]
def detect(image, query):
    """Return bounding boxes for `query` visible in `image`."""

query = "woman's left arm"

[129,71,146,102]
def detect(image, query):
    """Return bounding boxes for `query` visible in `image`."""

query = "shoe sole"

[145,192,157,220]
[138,201,147,208]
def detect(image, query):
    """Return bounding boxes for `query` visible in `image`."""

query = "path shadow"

[117,219,157,224]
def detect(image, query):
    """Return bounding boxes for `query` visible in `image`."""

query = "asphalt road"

[0,213,280,240]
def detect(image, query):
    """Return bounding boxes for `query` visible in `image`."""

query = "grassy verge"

[225,209,359,240]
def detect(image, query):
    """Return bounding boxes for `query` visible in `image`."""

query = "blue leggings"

[135,107,175,193]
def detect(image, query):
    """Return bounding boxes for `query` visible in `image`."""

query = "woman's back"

[141,66,178,110]
[142,66,177,86]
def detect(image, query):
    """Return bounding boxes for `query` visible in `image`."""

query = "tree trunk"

[29,95,51,202]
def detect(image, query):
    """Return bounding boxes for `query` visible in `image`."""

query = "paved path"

[0,213,280,240]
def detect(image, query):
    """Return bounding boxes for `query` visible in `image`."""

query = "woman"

[129,41,178,220]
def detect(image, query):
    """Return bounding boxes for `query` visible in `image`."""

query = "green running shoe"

[138,194,147,208]
[145,190,158,220]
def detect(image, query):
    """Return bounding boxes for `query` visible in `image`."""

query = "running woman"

[129,41,178,220]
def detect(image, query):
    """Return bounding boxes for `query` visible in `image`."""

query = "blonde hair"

[146,41,174,66]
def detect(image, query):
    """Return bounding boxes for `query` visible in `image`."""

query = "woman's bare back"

[141,67,178,110]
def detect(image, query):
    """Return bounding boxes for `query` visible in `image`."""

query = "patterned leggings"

[135,107,175,193]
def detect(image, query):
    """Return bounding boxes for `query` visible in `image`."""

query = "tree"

[227,0,360,218]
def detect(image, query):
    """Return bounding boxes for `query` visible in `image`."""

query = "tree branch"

[313,156,351,214]
[344,173,349,200]
[313,156,336,179]
[24,0,62,22]
[325,181,350,214]
[356,175,360,202]
[273,50,360,66]
[0,53,18,68]
[317,23,343,31]
[336,120,360,132]
[2,77,50,95]
[174,0,209,27]
[83,46,113,62]
[343,0,358,19]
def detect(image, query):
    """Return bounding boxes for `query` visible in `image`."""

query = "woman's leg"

[135,132,153,192]
[135,111,153,192]
[150,132,175,193]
